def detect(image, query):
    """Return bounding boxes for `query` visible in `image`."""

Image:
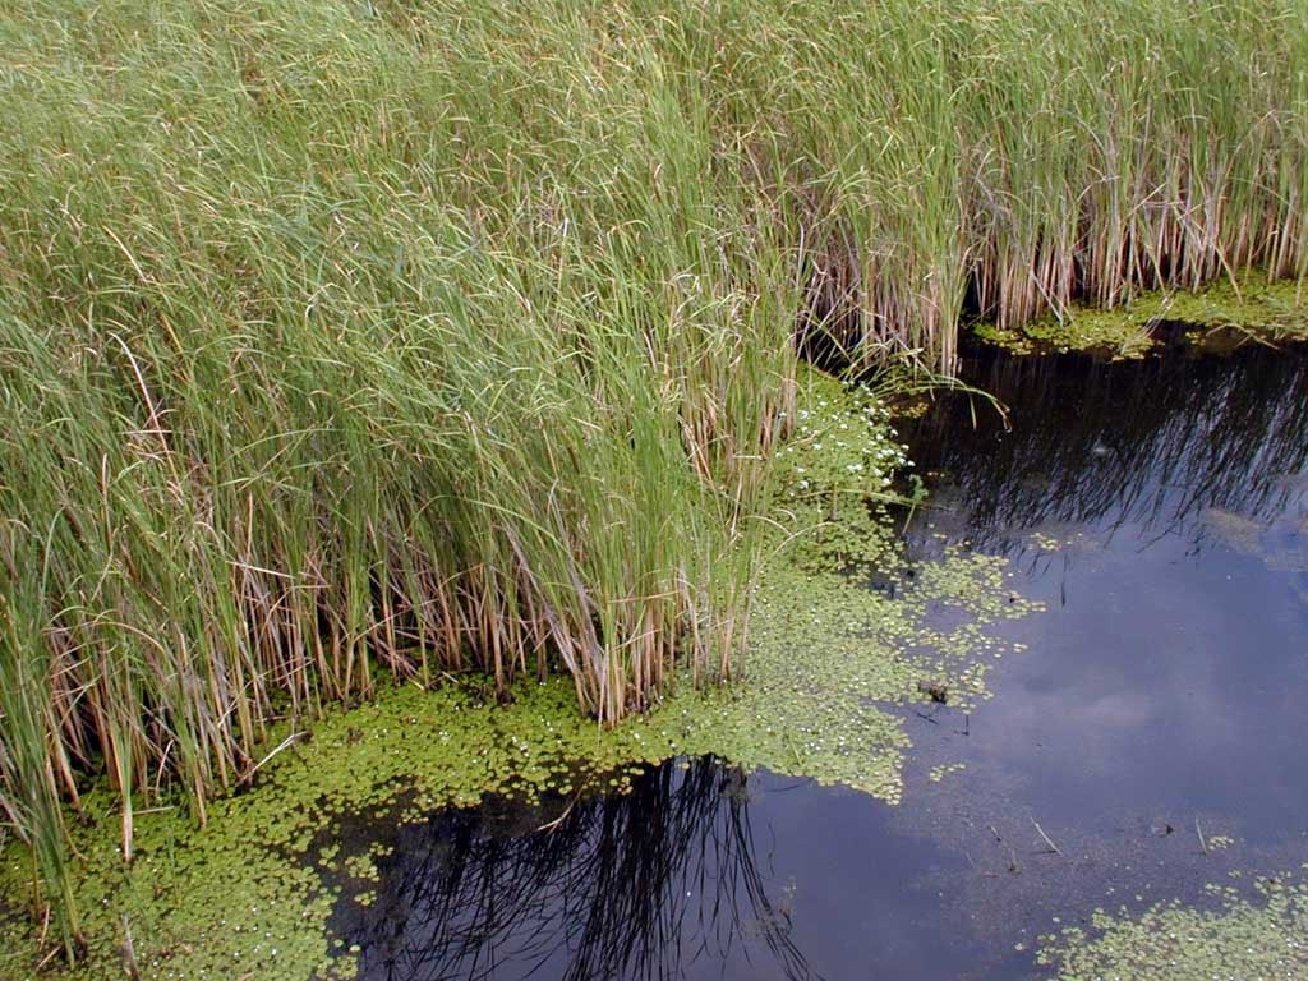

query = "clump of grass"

[0,0,797,950]
[693,0,1307,368]
[0,0,1303,958]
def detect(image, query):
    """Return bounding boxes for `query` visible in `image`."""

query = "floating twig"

[1032,817,1063,856]
[240,731,309,786]
[120,914,140,979]
[535,797,578,834]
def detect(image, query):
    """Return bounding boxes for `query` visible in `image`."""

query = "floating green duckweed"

[1038,869,1308,979]
[975,314,1157,358]
[928,763,966,783]
[670,368,1040,796]
[0,373,1037,978]
[976,272,1307,356]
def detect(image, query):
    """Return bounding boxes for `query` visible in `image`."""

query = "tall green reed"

[0,0,1303,955]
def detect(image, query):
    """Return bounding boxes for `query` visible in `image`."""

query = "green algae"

[975,271,1307,357]
[1038,869,1308,980]
[0,371,1038,979]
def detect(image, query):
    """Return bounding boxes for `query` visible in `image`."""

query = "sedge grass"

[0,0,1304,957]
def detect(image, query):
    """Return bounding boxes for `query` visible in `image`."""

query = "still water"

[329,336,1308,979]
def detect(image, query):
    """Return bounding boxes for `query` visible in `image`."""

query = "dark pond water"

[328,335,1308,980]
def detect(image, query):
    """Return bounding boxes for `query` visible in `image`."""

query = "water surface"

[328,336,1308,979]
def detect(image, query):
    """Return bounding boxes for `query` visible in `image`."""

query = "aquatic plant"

[0,0,1303,955]
[0,523,1036,979]
[1038,871,1308,979]
[976,272,1308,356]
[0,366,1036,977]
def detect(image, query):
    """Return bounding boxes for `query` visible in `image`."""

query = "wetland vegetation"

[1,0,1307,973]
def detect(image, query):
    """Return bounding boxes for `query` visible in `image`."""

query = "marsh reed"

[1,0,1304,954]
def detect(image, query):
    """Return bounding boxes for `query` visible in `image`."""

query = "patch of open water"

[327,335,1308,979]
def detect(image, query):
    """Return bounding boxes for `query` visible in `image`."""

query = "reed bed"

[0,0,1304,956]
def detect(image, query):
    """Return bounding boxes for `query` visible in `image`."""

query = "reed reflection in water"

[328,757,816,981]
[903,338,1308,575]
